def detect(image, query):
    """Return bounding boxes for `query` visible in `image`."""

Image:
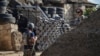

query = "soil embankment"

[41,9,100,56]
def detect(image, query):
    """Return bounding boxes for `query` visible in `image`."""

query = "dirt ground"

[0,51,42,56]
[41,9,100,56]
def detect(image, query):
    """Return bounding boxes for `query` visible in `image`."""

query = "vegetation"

[83,7,97,16]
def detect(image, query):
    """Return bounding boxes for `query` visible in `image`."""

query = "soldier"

[23,23,37,56]
[74,9,83,25]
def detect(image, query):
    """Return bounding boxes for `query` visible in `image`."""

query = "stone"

[0,23,12,50]
[0,23,22,51]
[11,31,22,51]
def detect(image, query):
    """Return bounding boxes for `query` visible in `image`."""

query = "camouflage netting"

[41,9,100,56]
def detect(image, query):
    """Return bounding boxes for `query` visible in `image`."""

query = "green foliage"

[96,5,100,9]
[84,8,97,16]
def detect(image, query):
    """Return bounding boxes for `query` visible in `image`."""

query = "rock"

[11,31,22,51]
[0,23,22,51]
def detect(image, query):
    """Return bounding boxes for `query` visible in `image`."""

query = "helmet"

[76,9,83,13]
[27,23,35,29]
